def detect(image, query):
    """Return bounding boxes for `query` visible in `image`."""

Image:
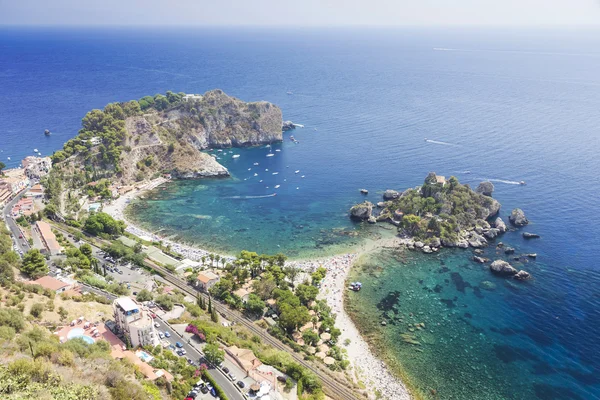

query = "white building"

[22,156,52,179]
[182,94,203,102]
[113,297,157,348]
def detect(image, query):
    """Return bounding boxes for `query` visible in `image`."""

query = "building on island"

[34,220,63,255]
[196,271,220,292]
[435,175,446,186]
[182,94,203,102]
[113,297,157,348]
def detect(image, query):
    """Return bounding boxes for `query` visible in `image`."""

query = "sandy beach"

[103,177,411,400]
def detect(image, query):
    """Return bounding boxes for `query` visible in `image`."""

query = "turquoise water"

[67,328,95,344]
[347,246,600,399]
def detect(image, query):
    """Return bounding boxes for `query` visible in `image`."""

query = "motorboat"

[266,153,274,157]
[253,162,259,166]
[272,172,278,175]
[295,170,300,174]
[274,185,280,189]
[232,154,240,158]
[519,181,526,185]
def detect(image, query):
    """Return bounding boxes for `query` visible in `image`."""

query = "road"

[155,316,245,400]
[2,188,31,254]
[49,223,361,400]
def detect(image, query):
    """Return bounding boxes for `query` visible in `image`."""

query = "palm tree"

[201,255,206,266]
[215,255,221,268]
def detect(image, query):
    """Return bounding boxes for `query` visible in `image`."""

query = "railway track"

[50,224,363,399]
[149,261,363,400]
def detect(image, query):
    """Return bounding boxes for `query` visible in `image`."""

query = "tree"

[30,303,45,318]
[136,289,153,302]
[58,306,69,321]
[244,294,265,317]
[0,161,5,175]
[84,212,125,237]
[284,265,301,286]
[155,294,173,311]
[203,343,224,366]
[21,249,49,279]
[310,267,327,286]
[295,284,319,306]
[402,214,422,235]
[210,307,219,323]
[79,243,93,259]
[252,277,277,300]
[207,297,212,313]
[278,303,311,333]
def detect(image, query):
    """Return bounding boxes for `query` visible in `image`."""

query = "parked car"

[228,373,236,381]
[159,332,164,339]
[221,367,229,374]
[133,291,137,295]
[154,322,160,328]
[164,331,171,338]
[118,270,123,275]
[210,387,217,397]
[199,385,209,394]
[176,342,183,348]
[277,375,288,383]
[237,381,245,388]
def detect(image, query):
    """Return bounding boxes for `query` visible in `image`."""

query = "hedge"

[202,370,229,400]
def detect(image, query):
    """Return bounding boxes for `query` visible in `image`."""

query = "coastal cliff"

[50,89,284,186]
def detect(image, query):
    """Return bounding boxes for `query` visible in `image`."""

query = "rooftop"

[32,276,70,291]
[197,271,219,283]
[115,297,139,313]
[35,221,62,252]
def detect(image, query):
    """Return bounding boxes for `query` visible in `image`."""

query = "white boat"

[211,154,217,158]
[232,154,240,159]
[272,172,278,175]
[259,180,263,182]
[266,153,274,157]
[295,170,300,174]
[301,175,305,178]
[296,187,300,189]
[253,162,259,166]
[7,157,10,160]
[274,185,280,189]
[33,148,38,153]
[229,151,233,153]
[248,168,251,171]
[275,149,281,152]
[265,169,269,171]
[266,144,271,148]
[218,149,223,152]
[216,157,221,160]
[254,173,258,176]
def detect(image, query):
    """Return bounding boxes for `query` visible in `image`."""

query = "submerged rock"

[490,260,518,276]
[473,256,489,264]
[480,281,497,291]
[509,208,529,227]
[476,181,495,197]
[504,247,515,254]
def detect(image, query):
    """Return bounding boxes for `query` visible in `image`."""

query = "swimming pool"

[67,327,95,344]
[136,350,153,362]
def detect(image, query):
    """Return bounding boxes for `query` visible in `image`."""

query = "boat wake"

[478,178,522,185]
[225,194,277,199]
[425,139,461,147]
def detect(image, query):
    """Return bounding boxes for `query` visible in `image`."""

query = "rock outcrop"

[349,202,374,221]
[490,260,518,276]
[514,270,532,280]
[383,190,401,201]
[494,217,507,233]
[476,181,495,197]
[509,208,529,227]
[523,232,540,239]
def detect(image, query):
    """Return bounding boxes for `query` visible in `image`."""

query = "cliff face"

[54,89,284,186]
[118,89,283,183]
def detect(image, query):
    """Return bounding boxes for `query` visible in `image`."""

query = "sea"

[1,27,600,399]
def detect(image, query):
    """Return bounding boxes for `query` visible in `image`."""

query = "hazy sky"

[1,0,600,26]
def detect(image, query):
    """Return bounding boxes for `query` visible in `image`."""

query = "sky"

[1,0,600,27]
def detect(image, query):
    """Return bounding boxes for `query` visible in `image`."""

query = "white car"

[159,332,164,339]
[154,322,160,328]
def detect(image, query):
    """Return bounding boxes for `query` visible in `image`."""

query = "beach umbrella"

[323,357,335,365]
[250,383,260,392]
[320,332,331,341]
[315,351,326,359]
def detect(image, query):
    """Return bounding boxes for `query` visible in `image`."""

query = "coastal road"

[155,316,245,400]
[147,260,362,400]
[2,188,31,254]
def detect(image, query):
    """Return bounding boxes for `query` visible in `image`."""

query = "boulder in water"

[282,121,296,131]
[523,232,540,239]
[383,189,401,201]
[476,181,495,197]
[514,270,532,280]
[349,201,373,221]
[490,260,518,276]
[494,217,507,233]
[509,208,529,227]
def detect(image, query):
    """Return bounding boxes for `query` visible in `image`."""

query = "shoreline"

[103,176,412,400]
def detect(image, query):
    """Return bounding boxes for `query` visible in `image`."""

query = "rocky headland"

[51,89,287,186]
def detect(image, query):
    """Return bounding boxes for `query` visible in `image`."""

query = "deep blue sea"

[2,27,600,399]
